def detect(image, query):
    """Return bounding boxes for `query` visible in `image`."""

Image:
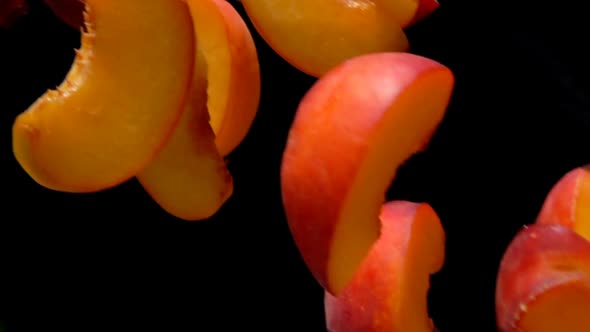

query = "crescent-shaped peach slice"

[281,52,454,295]
[12,0,195,192]
[240,0,409,77]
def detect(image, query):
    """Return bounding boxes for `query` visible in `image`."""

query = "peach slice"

[240,0,409,77]
[12,0,194,192]
[536,165,590,241]
[280,52,455,295]
[136,59,232,221]
[325,201,445,332]
[407,0,439,27]
[495,224,590,332]
[135,0,259,221]
[43,0,84,29]
[0,0,27,28]
[190,0,260,156]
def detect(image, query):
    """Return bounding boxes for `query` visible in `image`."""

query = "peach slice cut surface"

[12,0,194,192]
[280,52,454,295]
[240,0,409,77]
[325,201,445,332]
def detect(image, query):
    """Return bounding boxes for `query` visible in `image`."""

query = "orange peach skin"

[240,0,409,77]
[43,0,84,29]
[12,0,194,192]
[192,0,260,156]
[536,165,590,241]
[325,201,445,332]
[496,224,590,332]
[0,0,27,28]
[280,52,454,295]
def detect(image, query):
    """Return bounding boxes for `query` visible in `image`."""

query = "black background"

[1,0,589,331]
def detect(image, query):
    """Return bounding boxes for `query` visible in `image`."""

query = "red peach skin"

[496,224,590,332]
[536,165,590,241]
[325,201,445,332]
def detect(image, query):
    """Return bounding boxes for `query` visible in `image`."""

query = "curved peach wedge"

[495,224,590,332]
[325,201,445,332]
[280,52,455,295]
[536,165,590,241]
[12,0,194,192]
[136,0,259,221]
[43,0,84,29]
[191,0,260,156]
[240,0,409,77]
[136,58,232,221]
